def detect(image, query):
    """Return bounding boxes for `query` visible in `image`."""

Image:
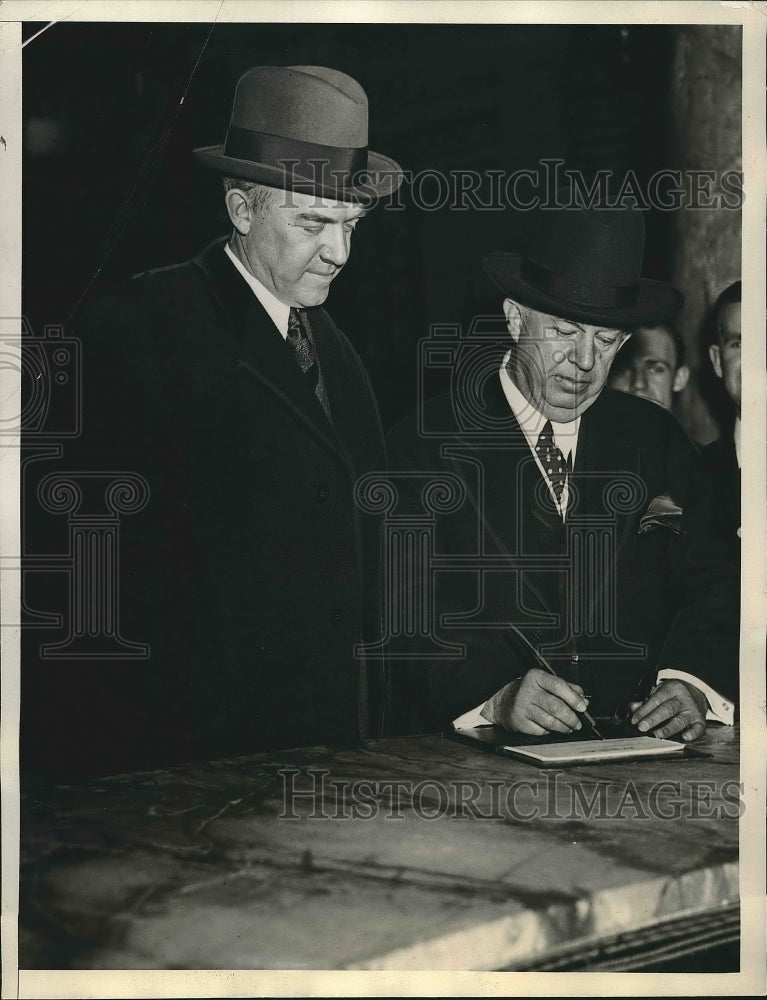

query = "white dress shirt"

[224,242,290,337]
[452,363,734,730]
[733,417,741,469]
[499,355,579,519]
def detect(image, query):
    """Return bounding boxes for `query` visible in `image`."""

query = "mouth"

[553,373,590,393]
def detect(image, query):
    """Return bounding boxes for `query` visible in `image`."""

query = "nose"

[568,331,595,371]
[630,365,648,392]
[319,224,351,268]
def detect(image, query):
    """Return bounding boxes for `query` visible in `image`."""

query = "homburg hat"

[483,205,683,327]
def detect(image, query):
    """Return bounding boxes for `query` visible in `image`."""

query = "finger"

[651,712,689,739]
[529,704,580,735]
[536,673,589,714]
[631,687,677,726]
[634,697,680,733]
[631,694,662,724]
[680,720,706,743]
[508,715,550,737]
[655,712,705,741]
[537,691,582,731]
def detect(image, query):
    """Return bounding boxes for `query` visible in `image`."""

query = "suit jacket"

[701,433,741,549]
[22,239,387,775]
[385,367,739,732]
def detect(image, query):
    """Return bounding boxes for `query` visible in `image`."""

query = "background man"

[22,65,402,775]
[702,280,741,544]
[388,206,737,743]
[608,322,690,412]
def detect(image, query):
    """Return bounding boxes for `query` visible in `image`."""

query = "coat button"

[315,485,329,503]
[570,653,579,665]
[329,610,342,627]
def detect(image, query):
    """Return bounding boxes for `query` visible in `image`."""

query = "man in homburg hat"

[23,66,402,775]
[388,205,737,741]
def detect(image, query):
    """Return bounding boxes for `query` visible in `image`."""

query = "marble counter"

[20,725,739,970]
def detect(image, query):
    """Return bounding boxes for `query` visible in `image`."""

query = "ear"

[672,364,690,393]
[224,188,253,235]
[503,299,523,343]
[708,343,723,379]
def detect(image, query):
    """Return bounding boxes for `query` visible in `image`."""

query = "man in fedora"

[388,205,737,742]
[22,66,402,775]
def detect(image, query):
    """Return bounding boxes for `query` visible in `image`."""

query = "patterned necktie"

[536,420,570,505]
[287,308,331,420]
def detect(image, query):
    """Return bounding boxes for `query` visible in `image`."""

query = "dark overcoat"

[22,239,387,774]
[385,367,739,732]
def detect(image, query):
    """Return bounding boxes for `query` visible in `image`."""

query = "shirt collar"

[499,351,581,461]
[733,417,741,468]
[224,242,291,338]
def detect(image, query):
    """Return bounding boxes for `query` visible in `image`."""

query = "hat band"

[521,260,640,310]
[225,126,368,182]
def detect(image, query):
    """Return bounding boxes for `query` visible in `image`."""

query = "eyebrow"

[548,319,621,336]
[295,208,368,224]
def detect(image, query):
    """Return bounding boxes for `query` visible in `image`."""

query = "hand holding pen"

[481,668,603,740]
[483,630,604,739]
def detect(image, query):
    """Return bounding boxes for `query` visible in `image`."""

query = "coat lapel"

[446,372,562,623]
[572,391,641,555]
[193,239,350,471]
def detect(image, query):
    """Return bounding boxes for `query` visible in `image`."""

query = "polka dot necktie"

[536,420,569,504]
[287,308,331,420]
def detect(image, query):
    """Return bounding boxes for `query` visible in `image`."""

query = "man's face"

[608,326,685,410]
[235,189,366,307]
[506,301,628,422]
[709,301,741,414]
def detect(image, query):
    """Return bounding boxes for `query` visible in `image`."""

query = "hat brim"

[193,145,403,202]
[483,252,683,328]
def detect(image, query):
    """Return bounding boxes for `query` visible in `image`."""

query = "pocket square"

[638,494,684,535]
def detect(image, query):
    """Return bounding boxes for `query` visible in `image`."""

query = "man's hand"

[629,680,707,742]
[480,668,589,735]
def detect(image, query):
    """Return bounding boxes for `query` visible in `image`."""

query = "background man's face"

[609,325,683,410]
[242,190,365,307]
[508,303,627,422]
[709,301,741,414]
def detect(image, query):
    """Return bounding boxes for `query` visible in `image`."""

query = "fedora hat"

[194,65,403,202]
[483,205,683,327]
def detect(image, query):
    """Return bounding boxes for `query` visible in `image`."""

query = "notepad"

[501,735,687,765]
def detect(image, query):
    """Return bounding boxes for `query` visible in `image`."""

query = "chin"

[543,394,596,422]
[299,287,331,308]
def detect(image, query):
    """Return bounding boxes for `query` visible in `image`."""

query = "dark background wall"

[22,21,737,436]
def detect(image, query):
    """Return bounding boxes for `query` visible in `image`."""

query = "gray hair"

[222,178,278,213]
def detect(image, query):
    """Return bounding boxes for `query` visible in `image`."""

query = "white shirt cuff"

[657,668,734,725]
[452,702,489,730]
